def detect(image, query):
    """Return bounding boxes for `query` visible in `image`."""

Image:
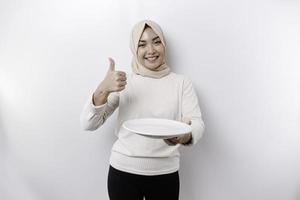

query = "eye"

[138,43,146,47]
[154,40,161,44]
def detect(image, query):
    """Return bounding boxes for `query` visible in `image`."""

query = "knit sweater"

[80,72,205,175]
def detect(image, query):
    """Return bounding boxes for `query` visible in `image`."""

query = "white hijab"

[130,20,171,79]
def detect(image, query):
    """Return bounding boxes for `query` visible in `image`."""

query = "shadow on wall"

[0,102,8,158]
[0,101,9,197]
[164,35,179,73]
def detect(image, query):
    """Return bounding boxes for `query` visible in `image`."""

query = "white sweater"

[80,72,205,175]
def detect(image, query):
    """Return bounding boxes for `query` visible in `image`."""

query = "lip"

[145,56,159,62]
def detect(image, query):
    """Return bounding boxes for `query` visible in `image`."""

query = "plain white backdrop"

[1,0,300,199]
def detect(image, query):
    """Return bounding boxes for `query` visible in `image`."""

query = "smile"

[145,56,159,62]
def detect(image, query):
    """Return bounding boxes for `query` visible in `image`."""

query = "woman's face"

[137,27,165,71]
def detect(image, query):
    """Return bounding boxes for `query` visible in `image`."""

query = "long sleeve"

[80,92,120,131]
[181,77,205,145]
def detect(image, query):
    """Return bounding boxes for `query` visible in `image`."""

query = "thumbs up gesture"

[95,58,127,94]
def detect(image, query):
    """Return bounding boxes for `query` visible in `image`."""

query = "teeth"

[146,56,157,61]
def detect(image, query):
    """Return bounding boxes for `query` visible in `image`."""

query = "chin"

[145,64,162,71]
[144,60,164,70]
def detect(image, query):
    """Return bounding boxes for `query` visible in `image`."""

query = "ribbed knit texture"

[80,72,205,175]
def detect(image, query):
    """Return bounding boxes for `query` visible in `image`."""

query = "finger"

[164,139,175,145]
[178,133,192,144]
[178,138,186,144]
[116,76,127,81]
[164,139,177,145]
[168,138,179,144]
[117,81,127,87]
[116,71,126,77]
[168,137,177,141]
[182,117,192,125]
[108,57,115,72]
[116,86,126,91]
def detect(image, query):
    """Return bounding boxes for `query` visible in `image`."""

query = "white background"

[1,0,300,199]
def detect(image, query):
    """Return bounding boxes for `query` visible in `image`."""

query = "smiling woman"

[130,20,171,78]
[137,25,166,71]
[80,20,205,200]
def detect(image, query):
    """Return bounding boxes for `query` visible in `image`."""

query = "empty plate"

[122,118,192,139]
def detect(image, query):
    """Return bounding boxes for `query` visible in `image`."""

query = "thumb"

[108,57,115,72]
[182,117,192,125]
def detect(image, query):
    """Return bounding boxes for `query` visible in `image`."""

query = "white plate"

[122,118,192,139]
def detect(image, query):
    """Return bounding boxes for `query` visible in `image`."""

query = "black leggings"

[107,165,180,200]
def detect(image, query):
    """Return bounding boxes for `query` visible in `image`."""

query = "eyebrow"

[139,36,160,43]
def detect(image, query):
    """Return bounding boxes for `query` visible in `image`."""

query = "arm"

[80,57,126,131]
[181,77,205,146]
[80,92,119,131]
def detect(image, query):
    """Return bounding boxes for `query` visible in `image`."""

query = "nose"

[147,44,155,54]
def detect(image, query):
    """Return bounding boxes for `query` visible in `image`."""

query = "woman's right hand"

[95,58,127,95]
[93,58,127,106]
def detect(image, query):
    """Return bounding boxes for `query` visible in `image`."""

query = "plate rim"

[122,118,191,137]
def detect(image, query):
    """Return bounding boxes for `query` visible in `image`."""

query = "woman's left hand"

[164,118,192,145]
[164,132,192,145]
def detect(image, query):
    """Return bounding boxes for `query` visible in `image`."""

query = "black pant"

[107,165,180,200]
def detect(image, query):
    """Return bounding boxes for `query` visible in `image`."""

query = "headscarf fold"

[130,20,171,79]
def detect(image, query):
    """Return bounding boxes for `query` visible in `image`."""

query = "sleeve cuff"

[89,94,107,113]
[182,119,205,146]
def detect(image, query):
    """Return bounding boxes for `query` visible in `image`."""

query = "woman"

[80,20,205,200]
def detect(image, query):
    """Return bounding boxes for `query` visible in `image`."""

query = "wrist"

[95,85,110,95]
[92,90,110,106]
[95,90,110,96]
